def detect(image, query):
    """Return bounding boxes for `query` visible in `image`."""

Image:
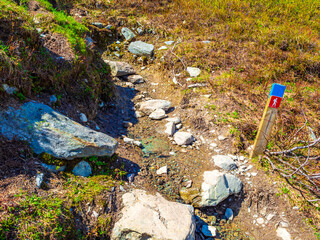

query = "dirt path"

[101,63,316,240]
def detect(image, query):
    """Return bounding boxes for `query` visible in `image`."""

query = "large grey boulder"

[212,155,237,171]
[0,102,118,160]
[139,99,171,114]
[104,60,136,77]
[111,189,196,240]
[121,27,135,41]
[128,41,154,57]
[200,170,242,207]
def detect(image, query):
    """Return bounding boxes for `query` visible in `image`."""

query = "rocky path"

[102,59,316,240]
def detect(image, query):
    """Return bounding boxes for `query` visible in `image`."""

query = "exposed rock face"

[174,132,194,145]
[104,60,136,77]
[0,102,118,160]
[111,189,196,240]
[212,155,238,171]
[128,41,154,57]
[200,170,242,207]
[139,99,171,114]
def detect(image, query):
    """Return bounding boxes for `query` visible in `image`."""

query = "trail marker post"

[250,83,286,158]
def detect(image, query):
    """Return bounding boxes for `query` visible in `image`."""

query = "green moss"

[40,153,67,166]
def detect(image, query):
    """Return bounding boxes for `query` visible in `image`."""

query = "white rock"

[111,189,196,240]
[276,227,292,240]
[157,166,168,175]
[135,111,144,118]
[218,135,227,141]
[210,143,218,148]
[166,117,181,124]
[124,75,144,84]
[172,76,178,84]
[176,123,182,129]
[256,218,264,225]
[251,172,258,176]
[165,41,174,45]
[185,180,192,188]
[212,155,237,171]
[165,122,176,136]
[133,141,143,147]
[158,46,168,50]
[201,225,216,237]
[92,211,99,218]
[140,99,171,114]
[123,137,134,144]
[104,60,135,77]
[149,109,167,120]
[80,113,88,123]
[266,213,276,221]
[280,221,289,228]
[174,132,194,145]
[239,156,245,161]
[187,67,201,77]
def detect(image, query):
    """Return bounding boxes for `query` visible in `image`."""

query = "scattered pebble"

[80,113,87,123]
[156,166,168,175]
[256,218,264,225]
[218,135,227,141]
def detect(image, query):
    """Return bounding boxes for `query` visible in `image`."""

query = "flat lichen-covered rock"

[112,189,196,240]
[0,102,118,160]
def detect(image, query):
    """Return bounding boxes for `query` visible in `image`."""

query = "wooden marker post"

[250,83,286,158]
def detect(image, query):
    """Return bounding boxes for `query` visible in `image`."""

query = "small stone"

[164,121,175,136]
[137,27,144,35]
[128,41,154,57]
[121,27,135,41]
[41,163,66,173]
[239,156,245,161]
[124,75,144,84]
[251,172,258,176]
[256,218,264,225]
[127,173,135,183]
[276,227,292,240]
[92,211,99,218]
[165,41,174,45]
[104,60,135,77]
[280,221,289,228]
[174,132,194,146]
[158,46,168,50]
[202,40,211,44]
[50,95,57,103]
[218,135,227,141]
[96,125,100,130]
[135,111,144,118]
[266,213,276,221]
[176,123,182,129]
[2,84,17,95]
[36,173,44,188]
[166,117,181,124]
[123,121,133,128]
[225,208,234,220]
[119,185,126,192]
[187,67,201,77]
[149,109,167,120]
[106,25,113,30]
[156,166,167,175]
[92,22,104,28]
[133,141,143,147]
[210,143,218,148]
[201,225,216,237]
[140,99,171,114]
[247,165,253,170]
[72,161,92,177]
[123,137,134,144]
[80,113,87,123]
[172,76,178,84]
[185,180,192,188]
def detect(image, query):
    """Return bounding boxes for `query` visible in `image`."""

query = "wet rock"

[121,27,135,41]
[0,102,118,159]
[187,67,201,77]
[276,227,291,240]
[128,41,154,57]
[149,109,167,120]
[2,84,17,95]
[225,208,233,220]
[212,155,238,171]
[104,60,136,77]
[111,189,196,240]
[164,121,175,136]
[41,163,66,173]
[80,113,87,123]
[200,170,242,207]
[174,132,194,145]
[72,161,92,177]
[156,166,168,175]
[201,225,216,237]
[140,99,171,114]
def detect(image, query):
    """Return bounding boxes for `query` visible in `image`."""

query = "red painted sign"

[268,96,282,109]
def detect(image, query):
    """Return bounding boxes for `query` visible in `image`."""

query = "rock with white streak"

[140,99,171,114]
[212,155,238,171]
[111,189,196,240]
[0,102,118,160]
[149,109,167,120]
[174,132,194,146]
[104,60,136,77]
